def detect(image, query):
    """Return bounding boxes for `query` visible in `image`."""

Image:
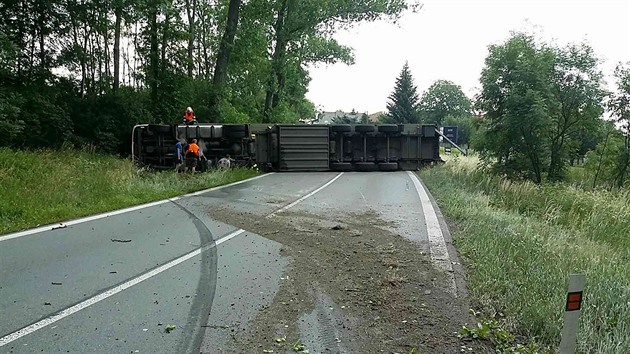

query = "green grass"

[420,156,630,353]
[0,148,259,235]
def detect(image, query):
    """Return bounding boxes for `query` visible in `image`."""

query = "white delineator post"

[559,273,586,354]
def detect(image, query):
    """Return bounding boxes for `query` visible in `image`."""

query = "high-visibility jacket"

[184,110,194,122]
[186,143,200,157]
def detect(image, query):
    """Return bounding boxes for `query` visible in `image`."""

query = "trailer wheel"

[228,131,247,139]
[378,162,399,171]
[355,162,378,171]
[378,124,398,133]
[331,124,352,133]
[330,162,352,172]
[355,125,375,133]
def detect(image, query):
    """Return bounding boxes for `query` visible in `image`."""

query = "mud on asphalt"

[206,207,487,354]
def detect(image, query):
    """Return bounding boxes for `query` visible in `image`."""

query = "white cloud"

[306,0,630,114]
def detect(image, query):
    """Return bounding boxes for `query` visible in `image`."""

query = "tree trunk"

[185,0,197,78]
[103,9,110,90]
[263,0,289,122]
[113,4,122,94]
[38,9,46,74]
[148,1,159,117]
[209,0,242,116]
[592,130,611,188]
[548,139,562,182]
[212,0,241,86]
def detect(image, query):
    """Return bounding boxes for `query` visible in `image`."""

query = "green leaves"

[419,80,472,126]
[475,32,610,184]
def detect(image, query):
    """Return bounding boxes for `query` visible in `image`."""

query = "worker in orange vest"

[185,139,200,173]
[183,107,196,124]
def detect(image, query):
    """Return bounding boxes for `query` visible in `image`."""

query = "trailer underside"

[132,123,442,172]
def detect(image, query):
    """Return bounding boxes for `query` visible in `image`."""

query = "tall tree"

[210,0,242,117]
[476,33,555,183]
[419,80,471,125]
[184,0,197,78]
[112,0,124,94]
[262,0,413,122]
[383,62,421,124]
[607,62,630,188]
[147,0,160,118]
[546,43,606,181]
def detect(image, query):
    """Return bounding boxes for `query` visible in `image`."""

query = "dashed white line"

[267,172,344,217]
[407,171,457,297]
[0,173,273,242]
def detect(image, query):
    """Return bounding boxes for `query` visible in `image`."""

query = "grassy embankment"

[420,156,630,353]
[0,148,258,235]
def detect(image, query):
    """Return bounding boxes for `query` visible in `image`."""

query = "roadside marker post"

[559,273,585,354]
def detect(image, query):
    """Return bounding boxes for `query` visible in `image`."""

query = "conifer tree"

[383,62,421,124]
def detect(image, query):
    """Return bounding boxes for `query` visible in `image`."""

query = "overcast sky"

[305,0,630,114]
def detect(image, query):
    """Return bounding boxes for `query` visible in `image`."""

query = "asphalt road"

[0,171,457,353]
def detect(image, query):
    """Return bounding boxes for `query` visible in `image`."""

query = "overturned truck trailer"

[132,123,442,172]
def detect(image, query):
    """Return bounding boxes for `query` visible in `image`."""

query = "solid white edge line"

[0,173,273,242]
[0,229,246,348]
[266,172,344,218]
[406,171,457,297]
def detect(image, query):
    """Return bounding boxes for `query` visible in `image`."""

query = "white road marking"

[0,229,245,347]
[0,173,273,242]
[267,173,344,217]
[407,171,457,297]
[0,172,341,346]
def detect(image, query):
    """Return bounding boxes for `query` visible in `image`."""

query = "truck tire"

[331,124,352,133]
[355,162,377,171]
[355,125,375,133]
[330,162,352,172]
[378,124,398,133]
[378,162,399,171]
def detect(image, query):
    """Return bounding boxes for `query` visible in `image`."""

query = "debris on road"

[44,302,51,306]
[165,325,176,333]
[51,282,62,285]
[111,238,132,243]
[209,207,478,353]
[52,224,67,230]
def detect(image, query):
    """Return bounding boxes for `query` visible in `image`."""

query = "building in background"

[368,112,385,123]
[304,110,371,124]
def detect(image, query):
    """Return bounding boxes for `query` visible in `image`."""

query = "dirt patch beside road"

[207,207,485,353]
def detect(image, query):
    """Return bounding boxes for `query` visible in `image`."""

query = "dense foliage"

[419,80,471,126]
[0,0,414,154]
[475,32,628,186]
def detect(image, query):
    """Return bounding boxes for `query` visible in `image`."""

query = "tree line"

[0,0,416,154]
[383,34,630,188]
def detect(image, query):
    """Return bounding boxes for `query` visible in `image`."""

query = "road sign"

[559,274,585,354]
[443,126,458,144]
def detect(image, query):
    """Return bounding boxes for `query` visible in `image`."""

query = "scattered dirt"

[207,207,487,354]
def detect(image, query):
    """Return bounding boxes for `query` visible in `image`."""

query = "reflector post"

[559,274,585,354]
